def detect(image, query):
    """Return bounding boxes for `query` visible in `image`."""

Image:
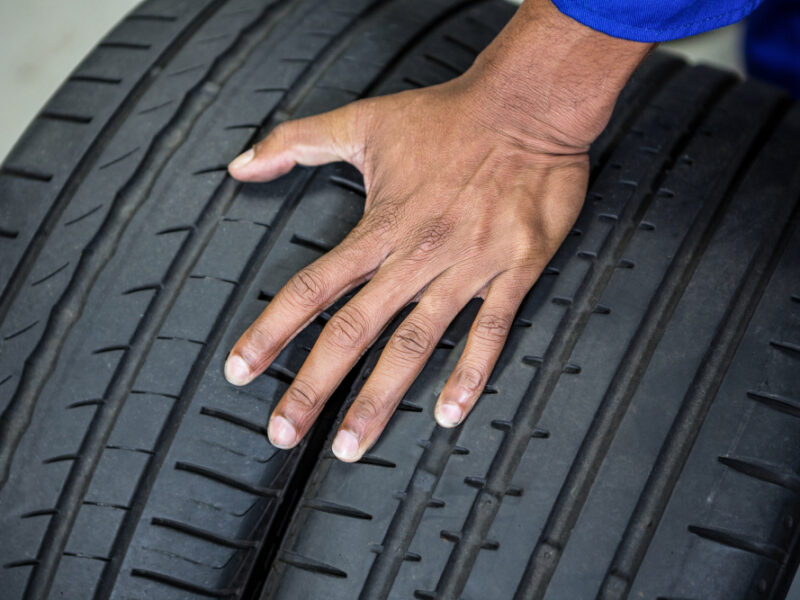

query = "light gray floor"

[0,1,744,162]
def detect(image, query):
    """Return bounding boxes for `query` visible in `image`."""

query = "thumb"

[228,102,363,182]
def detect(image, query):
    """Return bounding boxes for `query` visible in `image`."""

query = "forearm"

[461,0,655,153]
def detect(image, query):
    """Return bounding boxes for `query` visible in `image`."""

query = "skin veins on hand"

[224,0,654,462]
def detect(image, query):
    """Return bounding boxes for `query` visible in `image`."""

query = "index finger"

[224,229,381,386]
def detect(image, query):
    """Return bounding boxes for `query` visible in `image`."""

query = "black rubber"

[1,1,799,599]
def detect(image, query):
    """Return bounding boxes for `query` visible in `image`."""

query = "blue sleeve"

[552,0,764,42]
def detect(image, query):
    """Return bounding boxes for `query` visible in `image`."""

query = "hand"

[224,0,652,462]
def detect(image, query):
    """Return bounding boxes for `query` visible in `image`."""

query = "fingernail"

[224,354,251,386]
[332,429,360,461]
[268,415,296,449]
[435,401,463,428]
[229,147,254,170]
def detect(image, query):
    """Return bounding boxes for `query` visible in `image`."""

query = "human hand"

[224,0,652,462]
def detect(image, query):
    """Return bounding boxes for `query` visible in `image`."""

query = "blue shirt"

[553,0,764,42]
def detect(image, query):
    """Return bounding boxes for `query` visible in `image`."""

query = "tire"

[1,1,799,600]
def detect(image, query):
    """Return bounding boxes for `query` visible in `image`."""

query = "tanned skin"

[224,0,654,461]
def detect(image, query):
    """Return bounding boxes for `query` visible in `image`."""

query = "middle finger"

[266,261,432,448]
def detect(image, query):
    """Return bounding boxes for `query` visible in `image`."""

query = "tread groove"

[770,339,800,357]
[328,174,366,196]
[3,321,39,341]
[174,461,281,497]
[279,551,348,578]
[423,52,462,74]
[29,262,70,287]
[20,508,58,519]
[130,568,238,597]
[303,499,373,520]
[718,455,800,491]
[98,148,140,170]
[358,454,397,468]
[0,166,54,183]
[199,406,268,436]
[64,204,104,226]
[98,41,153,51]
[747,389,800,418]
[264,363,297,385]
[289,233,334,253]
[687,525,786,561]
[125,14,179,22]
[150,516,257,549]
[69,75,123,85]
[38,111,93,125]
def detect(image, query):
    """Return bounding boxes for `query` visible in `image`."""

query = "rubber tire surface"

[1,1,799,599]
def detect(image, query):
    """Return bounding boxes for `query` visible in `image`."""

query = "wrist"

[463,0,654,153]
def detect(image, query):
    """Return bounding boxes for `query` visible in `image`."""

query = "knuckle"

[473,312,513,344]
[511,230,543,260]
[390,318,436,360]
[285,378,319,413]
[239,322,274,366]
[326,304,369,351]
[362,199,402,242]
[407,218,453,261]
[455,364,485,393]
[286,266,329,309]
[349,392,384,425]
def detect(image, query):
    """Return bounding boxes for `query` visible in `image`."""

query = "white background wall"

[0,0,139,161]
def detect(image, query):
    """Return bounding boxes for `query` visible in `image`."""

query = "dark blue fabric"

[552,0,764,42]
[746,0,800,97]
